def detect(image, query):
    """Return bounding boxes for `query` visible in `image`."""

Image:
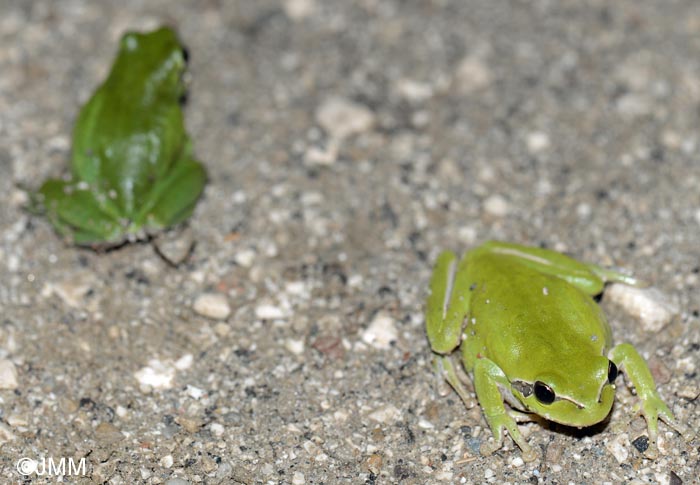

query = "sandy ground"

[1,1,699,483]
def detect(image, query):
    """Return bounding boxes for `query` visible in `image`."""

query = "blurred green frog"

[33,26,206,247]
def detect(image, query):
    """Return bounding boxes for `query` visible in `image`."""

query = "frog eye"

[534,381,556,404]
[607,360,618,384]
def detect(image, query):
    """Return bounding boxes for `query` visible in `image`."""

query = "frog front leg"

[473,356,538,461]
[609,343,688,446]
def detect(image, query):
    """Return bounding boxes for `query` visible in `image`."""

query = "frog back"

[71,27,188,216]
[460,251,613,382]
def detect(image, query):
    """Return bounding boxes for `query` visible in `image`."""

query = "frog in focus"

[33,26,206,247]
[426,241,685,461]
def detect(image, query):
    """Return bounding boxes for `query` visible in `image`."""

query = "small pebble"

[396,78,433,103]
[255,303,287,320]
[95,422,124,444]
[165,478,189,485]
[605,433,629,463]
[175,416,203,433]
[454,56,492,93]
[283,0,316,20]
[526,131,551,153]
[186,385,205,399]
[366,454,383,475]
[0,422,16,444]
[175,354,194,370]
[193,293,231,320]
[362,313,398,349]
[304,142,338,166]
[285,338,305,355]
[7,414,28,427]
[160,455,174,468]
[134,359,176,390]
[606,284,678,332]
[0,359,18,390]
[234,248,256,268]
[368,404,401,424]
[154,228,194,266]
[316,97,375,140]
[483,194,510,217]
[631,435,649,453]
[210,422,225,437]
[677,385,700,400]
[292,471,305,484]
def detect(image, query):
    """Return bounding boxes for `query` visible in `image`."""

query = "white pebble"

[186,385,205,399]
[283,0,316,20]
[483,195,510,217]
[526,131,551,153]
[165,479,188,485]
[362,313,398,349]
[368,404,401,424]
[0,359,18,390]
[234,249,256,268]
[435,471,454,480]
[285,338,305,355]
[316,97,375,140]
[304,142,338,166]
[193,293,231,320]
[134,359,176,390]
[255,304,287,320]
[292,471,306,484]
[175,354,194,370]
[606,284,678,332]
[210,422,225,437]
[511,456,524,467]
[160,455,174,468]
[605,433,629,463]
[454,56,492,93]
[396,79,433,103]
[417,419,434,429]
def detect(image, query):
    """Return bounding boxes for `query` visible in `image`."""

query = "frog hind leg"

[432,354,476,408]
[133,143,206,233]
[35,178,125,245]
[473,357,538,461]
[480,241,641,296]
[426,250,473,354]
[609,343,691,445]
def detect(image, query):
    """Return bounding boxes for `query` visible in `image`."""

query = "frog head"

[510,356,618,427]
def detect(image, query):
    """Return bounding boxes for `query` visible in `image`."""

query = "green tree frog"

[33,26,206,247]
[426,241,685,461]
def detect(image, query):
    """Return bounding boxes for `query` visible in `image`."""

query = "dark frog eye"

[608,360,618,384]
[534,381,556,404]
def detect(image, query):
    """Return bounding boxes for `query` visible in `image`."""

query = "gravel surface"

[1,1,699,483]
